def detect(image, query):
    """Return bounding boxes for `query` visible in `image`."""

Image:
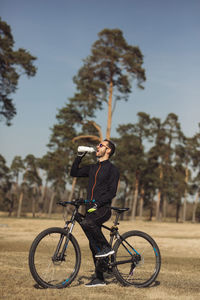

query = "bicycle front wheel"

[29,227,81,288]
[112,230,161,287]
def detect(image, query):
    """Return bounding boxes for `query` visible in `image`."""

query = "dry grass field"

[0,213,200,300]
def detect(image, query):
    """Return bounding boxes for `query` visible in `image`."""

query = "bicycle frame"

[60,202,140,267]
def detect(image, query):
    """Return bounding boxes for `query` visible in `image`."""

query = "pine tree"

[71,28,146,139]
[0,18,37,125]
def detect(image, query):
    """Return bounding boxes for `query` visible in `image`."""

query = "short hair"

[104,139,115,157]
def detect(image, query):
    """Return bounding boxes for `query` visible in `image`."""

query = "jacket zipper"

[91,163,101,201]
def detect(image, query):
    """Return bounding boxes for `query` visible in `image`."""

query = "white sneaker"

[95,247,115,258]
[85,278,106,287]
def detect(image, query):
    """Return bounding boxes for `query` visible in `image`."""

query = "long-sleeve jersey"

[70,156,120,208]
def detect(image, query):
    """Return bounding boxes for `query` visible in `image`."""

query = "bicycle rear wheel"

[29,227,81,288]
[112,230,161,287]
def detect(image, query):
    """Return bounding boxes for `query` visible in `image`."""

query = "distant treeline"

[1,112,200,222]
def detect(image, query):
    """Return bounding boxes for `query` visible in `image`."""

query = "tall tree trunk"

[192,192,199,223]
[32,186,37,218]
[38,184,47,214]
[156,166,163,221]
[17,191,24,218]
[162,195,167,221]
[63,178,77,220]
[8,183,17,217]
[176,202,181,222]
[120,181,128,220]
[149,197,153,221]
[8,193,14,217]
[68,178,77,202]
[79,189,85,215]
[48,191,55,217]
[131,176,139,220]
[156,190,161,221]
[32,196,36,218]
[112,197,118,207]
[106,80,113,139]
[182,167,189,222]
[44,183,50,213]
[62,190,69,220]
[139,188,144,220]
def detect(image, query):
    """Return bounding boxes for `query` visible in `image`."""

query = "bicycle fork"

[52,221,75,262]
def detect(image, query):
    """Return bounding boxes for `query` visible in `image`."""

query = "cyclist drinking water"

[70,139,119,287]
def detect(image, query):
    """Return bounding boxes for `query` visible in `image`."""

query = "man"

[70,139,119,287]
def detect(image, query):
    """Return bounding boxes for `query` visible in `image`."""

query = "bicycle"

[29,199,161,289]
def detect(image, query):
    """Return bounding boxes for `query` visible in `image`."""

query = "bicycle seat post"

[113,212,120,226]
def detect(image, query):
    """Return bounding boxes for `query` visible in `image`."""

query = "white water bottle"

[77,146,96,153]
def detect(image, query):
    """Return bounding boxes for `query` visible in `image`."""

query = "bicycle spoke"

[29,228,81,288]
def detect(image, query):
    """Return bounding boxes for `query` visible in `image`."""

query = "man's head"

[96,139,115,161]
[104,139,115,157]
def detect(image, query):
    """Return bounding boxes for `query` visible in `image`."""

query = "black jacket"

[70,156,119,208]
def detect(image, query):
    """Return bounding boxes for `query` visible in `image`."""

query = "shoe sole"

[85,283,106,287]
[95,250,115,258]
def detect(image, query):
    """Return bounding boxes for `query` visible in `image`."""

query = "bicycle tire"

[112,230,161,287]
[29,227,81,288]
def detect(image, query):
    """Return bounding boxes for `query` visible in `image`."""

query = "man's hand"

[77,151,87,157]
[87,203,97,213]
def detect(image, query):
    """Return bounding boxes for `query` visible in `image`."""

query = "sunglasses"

[98,143,110,149]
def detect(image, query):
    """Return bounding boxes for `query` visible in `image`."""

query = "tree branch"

[88,121,103,141]
[72,135,101,143]
[72,121,103,143]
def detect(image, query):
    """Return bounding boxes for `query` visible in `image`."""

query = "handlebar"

[57,199,86,207]
[57,199,130,214]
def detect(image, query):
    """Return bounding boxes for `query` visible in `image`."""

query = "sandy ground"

[0,215,200,300]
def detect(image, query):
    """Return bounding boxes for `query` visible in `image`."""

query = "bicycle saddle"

[111,207,129,213]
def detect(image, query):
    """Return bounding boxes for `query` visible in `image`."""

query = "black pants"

[79,206,111,280]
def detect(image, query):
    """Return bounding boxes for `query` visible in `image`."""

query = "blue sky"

[1,0,200,166]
